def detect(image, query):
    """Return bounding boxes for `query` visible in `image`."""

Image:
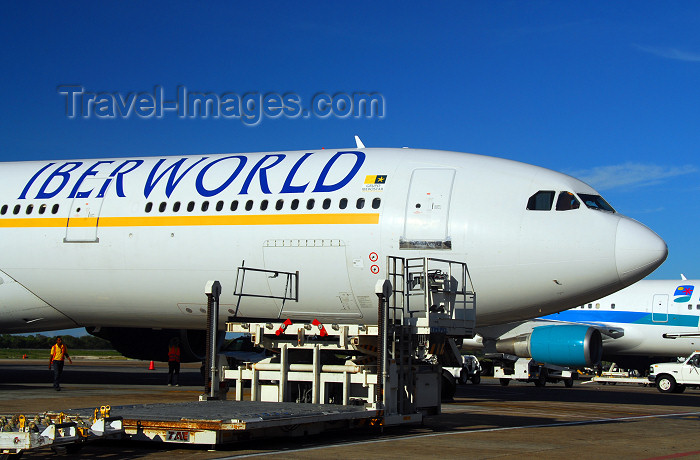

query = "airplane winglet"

[681,274,687,280]
[354,135,365,149]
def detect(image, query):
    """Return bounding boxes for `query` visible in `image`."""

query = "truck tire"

[499,378,510,386]
[656,374,676,393]
[564,377,574,388]
[471,374,481,385]
[442,370,457,400]
[534,368,548,387]
[459,368,469,385]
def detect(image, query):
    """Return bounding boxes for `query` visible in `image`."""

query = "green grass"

[0,349,124,359]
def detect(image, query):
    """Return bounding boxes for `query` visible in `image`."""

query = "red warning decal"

[369,252,379,262]
[370,265,380,274]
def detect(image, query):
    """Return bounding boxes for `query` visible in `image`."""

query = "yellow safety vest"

[51,344,67,361]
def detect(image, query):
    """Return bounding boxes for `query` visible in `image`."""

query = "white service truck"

[649,351,700,393]
[444,355,482,385]
[493,357,575,387]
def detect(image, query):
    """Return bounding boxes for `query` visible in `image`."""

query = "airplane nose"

[615,218,668,282]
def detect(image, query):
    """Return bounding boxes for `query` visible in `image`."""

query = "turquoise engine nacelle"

[529,325,603,367]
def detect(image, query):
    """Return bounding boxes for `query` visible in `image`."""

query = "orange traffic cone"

[148,360,155,370]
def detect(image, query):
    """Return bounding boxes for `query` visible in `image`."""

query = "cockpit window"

[527,191,555,211]
[555,191,580,211]
[577,193,616,213]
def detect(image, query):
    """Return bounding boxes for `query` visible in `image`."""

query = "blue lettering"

[18,163,55,199]
[239,154,285,195]
[144,157,208,198]
[313,151,365,193]
[68,161,114,198]
[195,156,247,197]
[97,160,144,198]
[36,162,83,199]
[280,153,314,194]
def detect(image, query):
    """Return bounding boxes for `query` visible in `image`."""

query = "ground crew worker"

[168,338,181,386]
[49,336,72,391]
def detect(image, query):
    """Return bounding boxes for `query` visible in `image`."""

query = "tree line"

[0,334,113,350]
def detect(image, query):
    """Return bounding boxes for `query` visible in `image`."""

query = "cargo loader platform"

[64,400,378,445]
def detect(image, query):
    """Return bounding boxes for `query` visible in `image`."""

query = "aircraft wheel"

[499,378,510,386]
[656,374,676,393]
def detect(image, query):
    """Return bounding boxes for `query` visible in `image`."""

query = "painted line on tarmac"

[644,451,700,460]
[214,410,700,459]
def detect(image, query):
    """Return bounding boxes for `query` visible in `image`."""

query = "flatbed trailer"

[583,375,652,385]
[580,364,652,386]
[59,400,378,445]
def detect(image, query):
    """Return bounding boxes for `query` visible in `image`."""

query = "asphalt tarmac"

[2,359,700,459]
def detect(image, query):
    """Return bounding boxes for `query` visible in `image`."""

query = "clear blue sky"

[2,2,699,335]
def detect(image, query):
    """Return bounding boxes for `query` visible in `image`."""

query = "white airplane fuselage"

[0,148,667,335]
[472,279,700,366]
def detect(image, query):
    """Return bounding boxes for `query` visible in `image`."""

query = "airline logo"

[364,175,387,184]
[362,174,387,192]
[674,285,695,303]
[16,151,366,201]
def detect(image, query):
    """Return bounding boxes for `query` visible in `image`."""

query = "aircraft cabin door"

[400,168,455,250]
[64,177,109,243]
[652,294,669,323]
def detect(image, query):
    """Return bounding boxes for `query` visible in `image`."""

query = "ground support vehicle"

[444,354,482,384]
[649,352,700,393]
[223,257,477,426]
[492,356,576,387]
[0,407,123,459]
[582,363,652,386]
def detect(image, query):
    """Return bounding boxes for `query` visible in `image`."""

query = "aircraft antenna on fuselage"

[681,274,687,280]
[354,135,365,149]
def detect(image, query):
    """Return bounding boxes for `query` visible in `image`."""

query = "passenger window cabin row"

[144,197,382,214]
[0,203,60,216]
[0,197,382,217]
[576,303,700,311]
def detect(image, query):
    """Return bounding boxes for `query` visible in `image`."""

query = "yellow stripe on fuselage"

[0,213,380,228]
